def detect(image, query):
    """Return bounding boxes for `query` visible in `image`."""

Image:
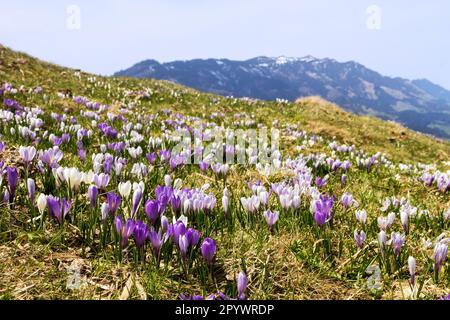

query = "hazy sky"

[1,0,449,89]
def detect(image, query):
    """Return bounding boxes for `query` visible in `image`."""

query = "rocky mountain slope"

[115,56,450,138]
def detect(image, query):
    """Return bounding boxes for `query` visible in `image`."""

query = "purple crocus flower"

[145,199,160,225]
[115,216,136,250]
[133,220,149,248]
[88,185,98,209]
[107,192,121,216]
[263,210,280,231]
[237,271,247,300]
[315,176,327,188]
[47,196,72,224]
[433,242,448,276]
[159,150,171,163]
[0,141,5,152]
[314,194,334,228]
[174,220,186,245]
[391,232,405,258]
[421,173,435,187]
[186,228,201,247]
[149,227,164,258]
[341,174,347,186]
[104,154,114,174]
[341,193,355,209]
[7,167,18,203]
[170,195,182,216]
[39,147,63,169]
[314,206,327,227]
[169,158,178,171]
[216,292,230,300]
[61,133,71,143]
[199,161,209,172]
[78,147,86,163]
[51,136,62,147]
[19,146,36,166]
[354,230,366,250]
[98,122,118,139]
[146,152,156,165]
[179,294,205,301]
[201,237,217,265]
[93,173,110,190]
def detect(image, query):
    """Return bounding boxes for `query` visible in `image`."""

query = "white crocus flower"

[355,209,367,225]
[19,145,37,163]
[133,181,145,193]
[67,167,83,191]
[118,181,132,199]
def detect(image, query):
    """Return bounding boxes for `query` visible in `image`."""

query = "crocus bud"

[378,230,387,256]
[237,271,247,300]
[27,178,36,203]
[88,185,98,209]
[7,167,18,203]
[222,188,229,217]
[201,237,217,265]
[434,242,448,278]
[131,188,143,216]
[107,192,121,216]
[161,215,169,232]
[400,210,409,233]
[145,199,160,225]
[408,256,416,287]
[354,229,366,250]
[37,193,47,214]
[391,232,405,258]
[2,189,9,205]
[179,234,189,260]
[101,202,109,222]
[164,174,171,187]
[133,220,149,248]
[341,174,347,186]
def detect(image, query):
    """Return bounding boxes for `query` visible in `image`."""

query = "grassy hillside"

[2,45,449,166]
[0,44,449,300]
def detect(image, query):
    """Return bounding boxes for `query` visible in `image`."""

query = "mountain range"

[115,56,450,139]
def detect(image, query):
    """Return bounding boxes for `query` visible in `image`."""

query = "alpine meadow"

[0,43,449,301]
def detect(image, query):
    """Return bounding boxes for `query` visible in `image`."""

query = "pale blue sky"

[1,0,449,89]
